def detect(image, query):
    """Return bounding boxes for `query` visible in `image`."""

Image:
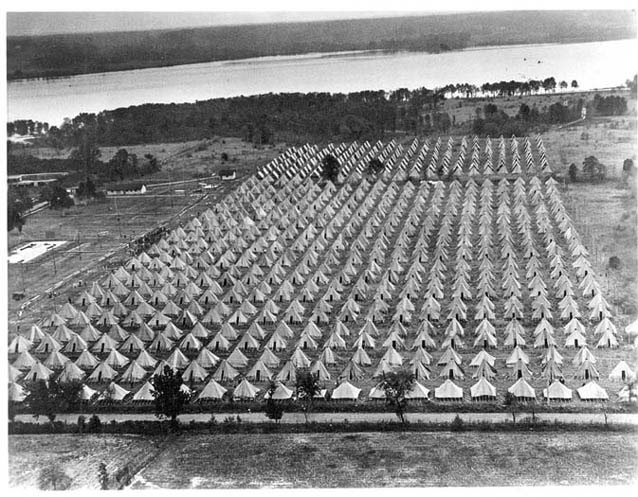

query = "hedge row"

[8,416,636,436]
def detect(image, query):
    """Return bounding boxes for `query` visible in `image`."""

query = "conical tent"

[406,381,430,400]
[332,381,362,400]
[233,379,259,400]
[98,382,130,402]
[182,360,208,383]
[543,381,572,401]
[609,361,635,382]
[8,382,27,402]
[212,360,239,382]
[434,379,463,400]
[470,378,497,399]
[197,379,228,401]
[12,351,38,370]
[88,361,118,383]
[577,381,608,401]
[508,378,536,399]
[120,360,148,383]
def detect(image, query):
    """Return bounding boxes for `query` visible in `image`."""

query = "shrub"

[77,415,86,433]
[38,464,72,490]
[450,415,465,432]
[609,256,621,270]
[87,414,102,433]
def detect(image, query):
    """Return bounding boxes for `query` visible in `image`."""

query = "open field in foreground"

[8,434,163,489]
[9,432,638,488]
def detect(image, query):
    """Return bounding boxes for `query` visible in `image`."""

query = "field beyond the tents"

[9,431,638,489]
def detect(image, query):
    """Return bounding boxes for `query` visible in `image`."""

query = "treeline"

[442,77,576,98]
[30,88,446,147]
[7,11,636,80]
[7,119,49,136]
[8,149,160,183]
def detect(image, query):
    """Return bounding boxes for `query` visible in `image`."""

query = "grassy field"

[8,432,638,488]
[562,182,638,317]
[17,136,283,181]
[8,434,163,489]
[444,89,637,134]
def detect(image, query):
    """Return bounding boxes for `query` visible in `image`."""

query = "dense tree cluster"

[40,184,74,210]
[592,94,628,116]
[472,98,584,137]
[22,89,445,147]
[7,120,49,136]
[24,379,83,422]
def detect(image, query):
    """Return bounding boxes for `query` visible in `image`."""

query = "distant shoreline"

[7,11,635,82]
[8,37,636,84]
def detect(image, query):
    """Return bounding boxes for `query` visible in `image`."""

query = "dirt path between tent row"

[14,411,638,425]
[9,432,638,488]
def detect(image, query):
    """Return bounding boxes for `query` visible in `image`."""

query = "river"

[7,38,636,127]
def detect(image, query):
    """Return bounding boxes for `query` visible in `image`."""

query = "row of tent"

[8,376,624,404]
[257,136,551,182]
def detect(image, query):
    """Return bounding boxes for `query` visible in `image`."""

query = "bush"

[609,256,621,270]
[450,415,465,432]
[38,464,72,490]
[77,415,86,433]
[87,414,102,433]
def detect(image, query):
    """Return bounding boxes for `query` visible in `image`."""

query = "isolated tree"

[69,130,101,175]
[608,256,621,270]
[7,188,34,232]
[76,177,97,199]
[504,391,520,423]
[559,80,568,91]
[542,77,557,93]
[623,158,635,177]
[43,184,74,209]
[380,370,415,424]
[150,365,190,429]
[264,381,285,423]
[144,153,160,173]
[321,154,341,183]
[25,380,57,422]
[568,163,578,183]
[295,370,321,423]
[571,80,579,89]
[582,156,607,182]
[367,158,385,175]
